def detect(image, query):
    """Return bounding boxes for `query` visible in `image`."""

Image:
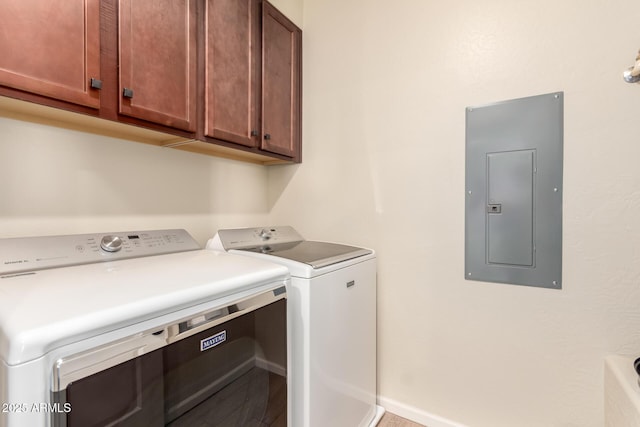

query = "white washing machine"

[208,226,384,427]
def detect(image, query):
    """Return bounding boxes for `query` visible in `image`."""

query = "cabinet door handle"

[264,134,271,140]
[122,88,134,99]
[90,78,102,90]
[251,130,259,137]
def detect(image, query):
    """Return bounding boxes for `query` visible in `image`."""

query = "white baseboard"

[370,405,386,426]
[377,396,469,427]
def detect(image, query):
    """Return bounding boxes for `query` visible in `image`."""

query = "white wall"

[268,0,640,426]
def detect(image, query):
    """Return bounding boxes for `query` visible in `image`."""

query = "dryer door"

[51,287,287,427]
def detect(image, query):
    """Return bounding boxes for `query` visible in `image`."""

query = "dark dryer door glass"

[54,299,287,426]
[61,350,164,427]
[164,301,287,426]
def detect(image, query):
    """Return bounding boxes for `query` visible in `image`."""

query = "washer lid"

[240,240,372,269]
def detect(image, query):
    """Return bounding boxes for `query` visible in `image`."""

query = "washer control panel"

[0,229,200,275]
[215,226,304,250]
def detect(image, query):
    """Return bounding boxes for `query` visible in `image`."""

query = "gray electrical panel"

[465,92,563,289]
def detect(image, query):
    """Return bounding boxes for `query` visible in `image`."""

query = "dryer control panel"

[0,229,200,275]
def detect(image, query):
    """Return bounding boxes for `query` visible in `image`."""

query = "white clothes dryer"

[208,226,384,427]
[0,229,290,427]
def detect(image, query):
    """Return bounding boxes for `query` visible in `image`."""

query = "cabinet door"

[0,0,100,108]
[119,0,197,132]
[205,0,261,148]
[261,1,302,159]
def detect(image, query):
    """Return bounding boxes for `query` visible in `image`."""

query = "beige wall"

[268,0,640,426]
[0,115,272,244]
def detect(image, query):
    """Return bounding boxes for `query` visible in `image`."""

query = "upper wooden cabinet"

[0,0,101,109]
[119,0,197,132]
[261,2,302,159]
[205,0,302,162]
[205,0,260,148]
[0,0,301,164]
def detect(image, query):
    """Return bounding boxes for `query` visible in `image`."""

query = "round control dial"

[259,228,272,240]
[100,235,123,253]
